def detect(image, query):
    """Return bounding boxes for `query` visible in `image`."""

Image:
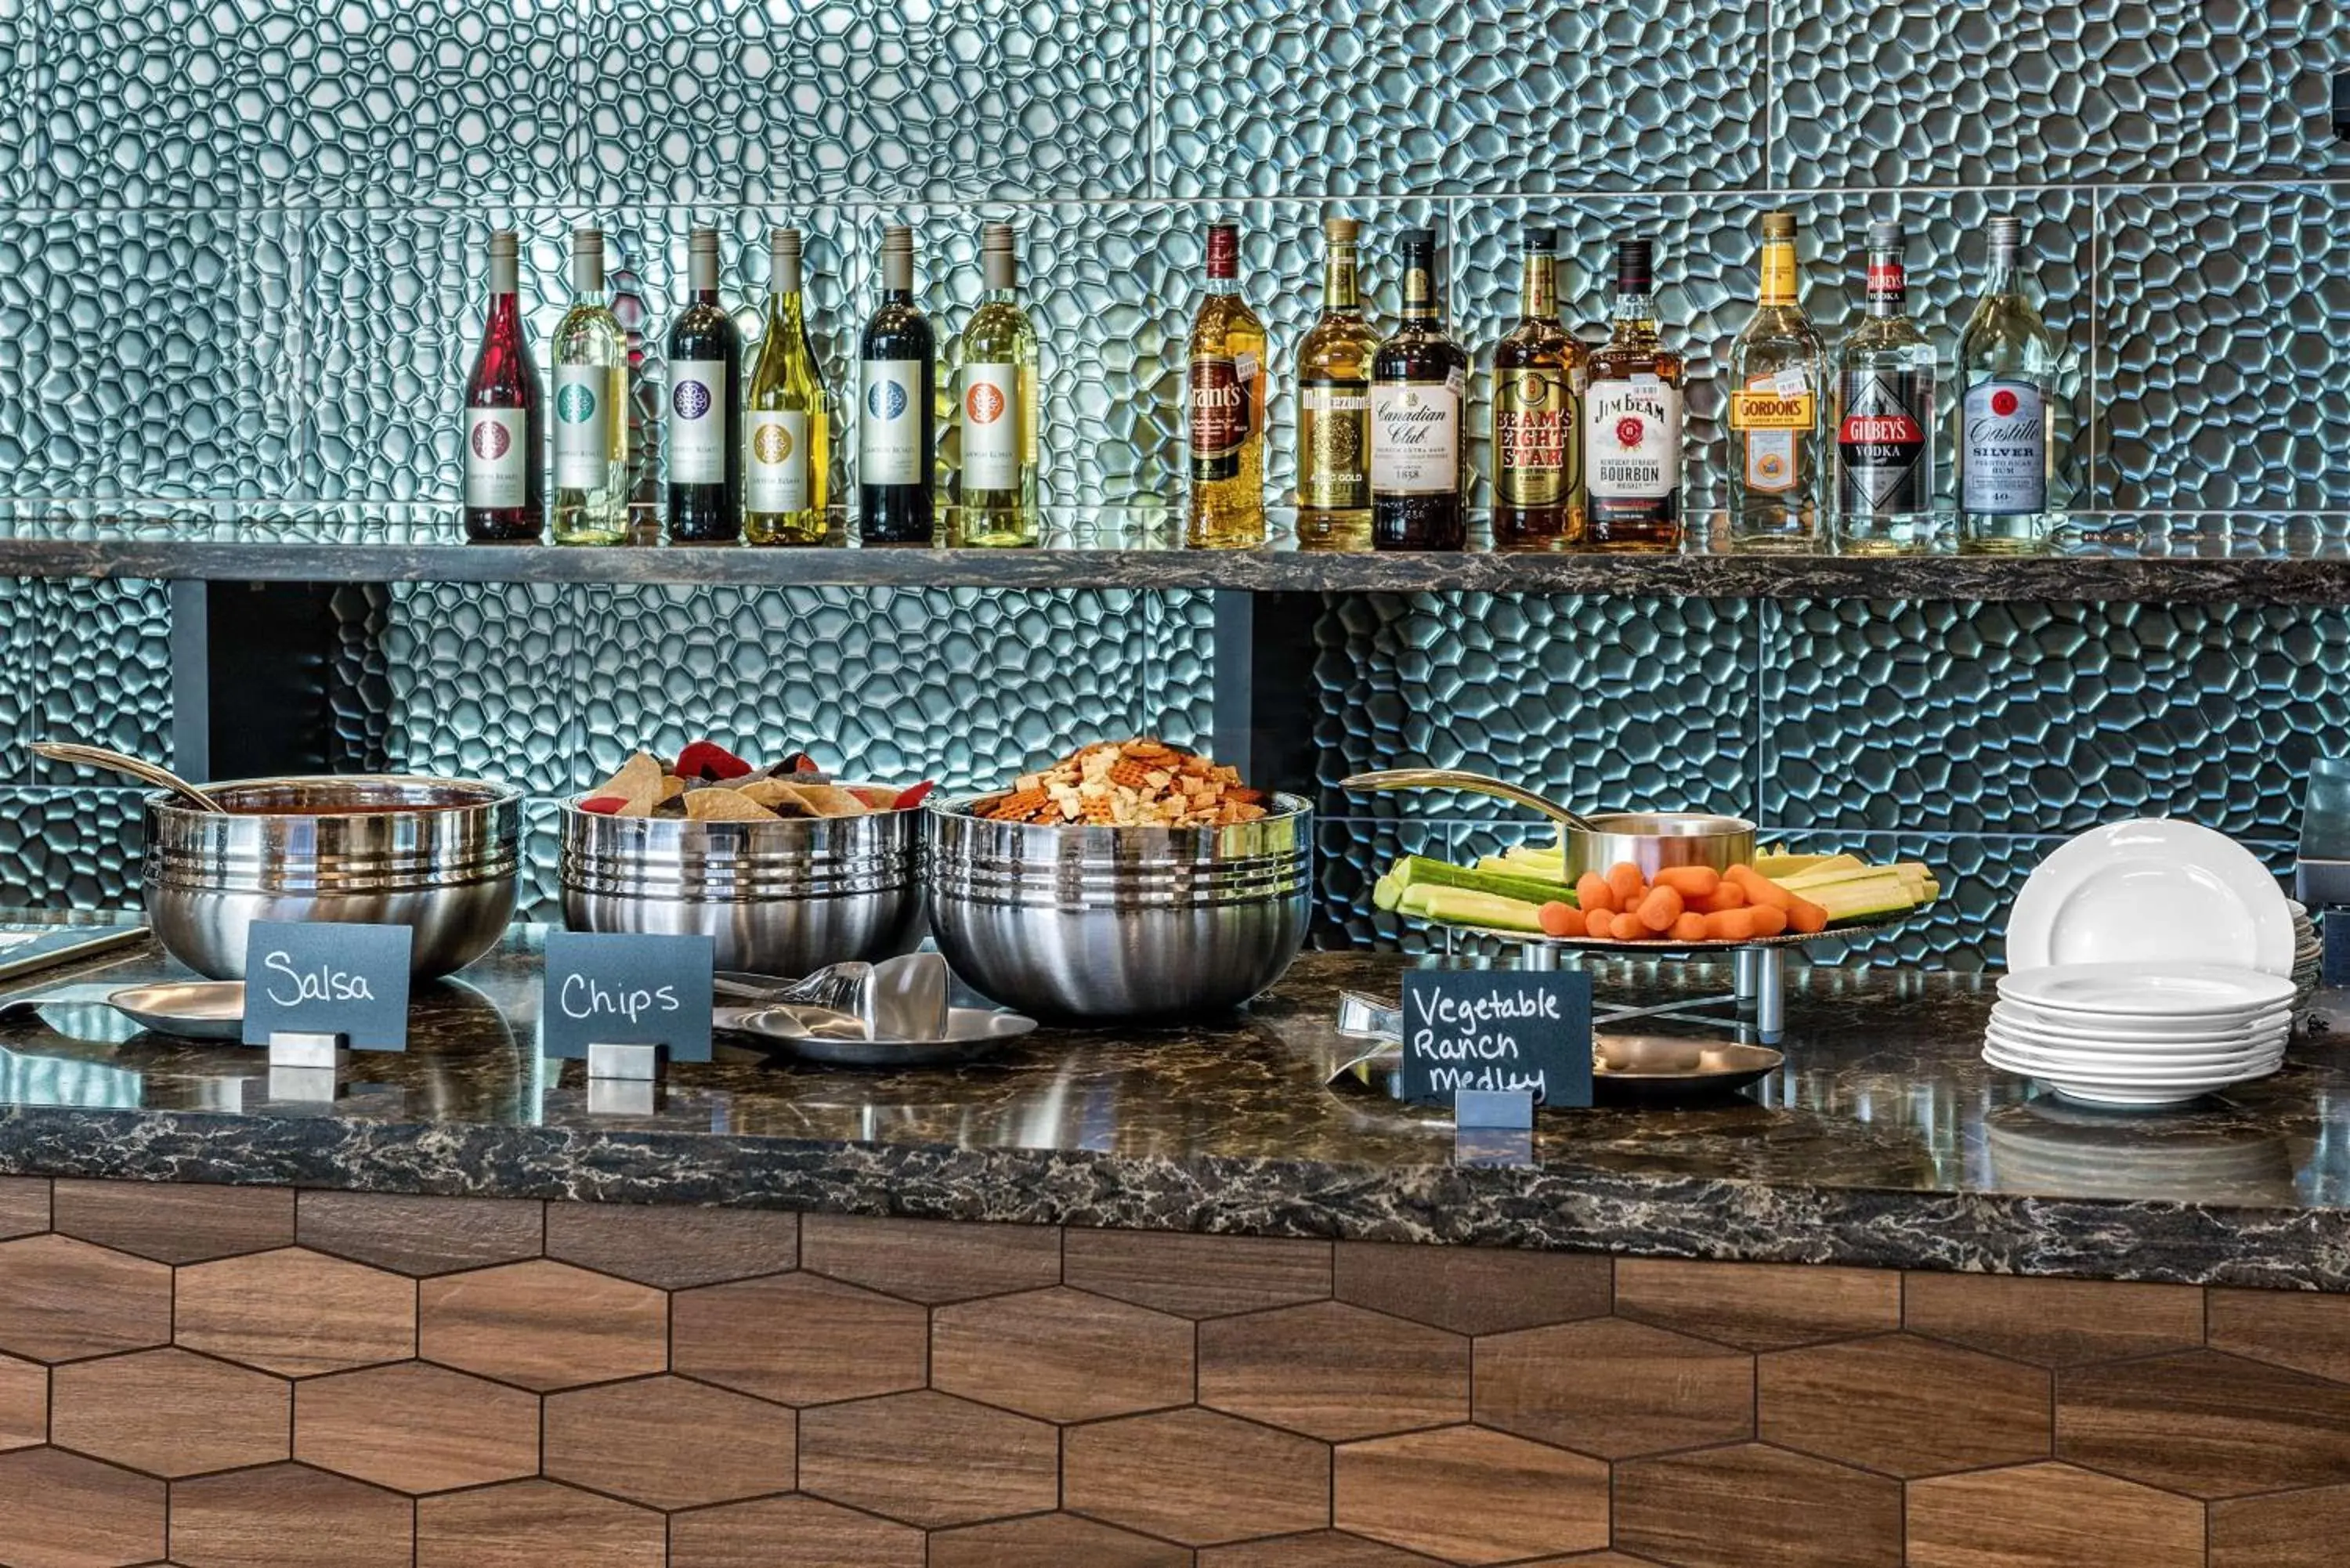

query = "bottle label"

[464,406,528,508]
[1732,370,1815,497]
[552,367,616,490]
[860,359,924,486]
[1495,368,1573,507]
[1298,380,1370,510]
[667,359,728,484]
[959,361,1024,491]
[1961,379,2047,514]
[1585,380,1683,500]
[1188,353,1250,482]
[1368,381,1460,495]
[746,410,810,512]
[1866,260,1907,306]
[1837,368,1933,513]
[1759,240,1798,307]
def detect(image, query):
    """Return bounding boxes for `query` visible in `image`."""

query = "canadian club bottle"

[1368,227,1467,551]
[859,225,937,544]
[743,228,831,547]
[954,223,1041,547]
[664,228,743,542]
[1185,221,1267,549]
[1490,224,1583,550]
[1955,215,2063,554]
[1725,211,1826,550]
[1293,215,1377,550]
[549,228,630,544]
[1832,220,1937,553]
[1584,237,1685,551]
[461,230,544,541]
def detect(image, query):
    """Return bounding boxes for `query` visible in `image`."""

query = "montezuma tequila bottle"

[1833,221,1937,554]
[549,229,630,544]
[954,223,1041,547]
[1491,224,1583,550]
[1955,215,2063,555]
[461,230,543,541]
[1584,237,1684,551]
[859,225,937,544]
[744,228,831,546]
[1725,211,1826,551]
[665,228,743,542]
[1369,228,1467,551]
[1186,221,1267,548]
[1294,215,1377,551]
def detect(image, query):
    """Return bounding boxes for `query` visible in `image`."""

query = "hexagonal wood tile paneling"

[1332,1241,1611,1336]
[1065,1228,1332,1318]
[1614,1258,1902,1351]
[297,1191,544,1275]
[667,1494,926,1568]
[672,1272,927,1406]
[417,1479,665,1568]
[1907,1461,2205,1568]
[174,1248,416,1375]
[801,1213,1061,1303]
[0,1353,43,1451]
[1904,1274,2206,1367]
[1199,1300,1470,1441]
[0,1177,47,1239]
[1759,1332,2051,1478]
[51,1348,289,1477]
[0,1447,167,1568]
[2207,1286,2350,1383]
[1476,1316,1754,1458]
[2209,1479,2350,1568]
[931,1285,1194,1422]
[1198,1532,1451,1566]
[544,1203,797,1289]
[0,1234,172,1364]
[169,1463,414,1568]
[418,1259,666,1391]
[2058,1349,2350,1498]
[544,1375,795,1509]
[1614,1442,1904,1568]
[1334,1425,1610,1564]
[50,1181,294,1265]
[1065,1406,1332,1545]
[799,1390,1059,1527]
[295,1362,540,1494]
[928,1512,1192,1568]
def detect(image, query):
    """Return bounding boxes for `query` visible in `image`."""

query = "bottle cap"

[571,228,602,253]
[1206,221,1239,277]
[771,227,801,259]
[1761,211,1795,239]
[489,230,518,258]
[1399,227,1436,248]
[1323,215,1359,244]
[1987,215,2023,247]
[880,224,913,253]
[1614,236,1654,279]
[982,224,1017,289]
[688,227,719,254]
[1523,226,1557,249]
[1867,219,1904,250]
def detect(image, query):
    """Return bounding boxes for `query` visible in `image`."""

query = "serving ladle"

[1339,768,1599,832]
[30,740,226,813]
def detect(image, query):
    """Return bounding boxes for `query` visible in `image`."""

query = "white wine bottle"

[549,229,631,545]
[954,223,1040,546]
[744,228,832,546]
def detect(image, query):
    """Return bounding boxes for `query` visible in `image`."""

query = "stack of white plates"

[1988,963,2298,1107]
[2287,899,2322,1023]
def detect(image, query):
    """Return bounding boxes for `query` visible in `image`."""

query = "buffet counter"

[3,926,2348,1567]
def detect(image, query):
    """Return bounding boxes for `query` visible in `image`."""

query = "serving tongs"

[1339,768,1597,832]
[713,952,952,1042]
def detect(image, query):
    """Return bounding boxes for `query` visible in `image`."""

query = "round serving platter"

[1419,917,1906,952]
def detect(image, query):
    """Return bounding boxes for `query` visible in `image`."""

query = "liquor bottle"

[859,224,937,544]
[1584,237,1685,551]
[1955,215,2063,554]
[743,228,831,547]
[954,223,1040,547]
[461,229,544,541]
[1491,224,1584,550]
[1370,228,1468,551]
[1184,221,1267,549]
[664,228,743,542]
[1294,215,1377,551]
[1832,220,1937,553]
[548,229,630,545]
[1725,211,1827,551]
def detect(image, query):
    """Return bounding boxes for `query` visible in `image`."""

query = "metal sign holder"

[266,1030,342,1103]
[585,1041,662,1117]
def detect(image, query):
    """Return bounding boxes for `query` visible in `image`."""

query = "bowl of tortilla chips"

[558,740,931,974]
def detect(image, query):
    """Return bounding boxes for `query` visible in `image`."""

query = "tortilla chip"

[681,787,779,822]
[788,782,869,818]
[658,775,687,803]
[736,779,819,816]
[592,751,667,804]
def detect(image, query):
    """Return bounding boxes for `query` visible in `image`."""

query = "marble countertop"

[3,927,2347,1288]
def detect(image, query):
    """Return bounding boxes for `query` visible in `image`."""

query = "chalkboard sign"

[540,930,715,1064]
[240,920,413,1051]
[1398,969,1593,1109]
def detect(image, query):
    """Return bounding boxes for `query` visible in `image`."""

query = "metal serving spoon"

[1339,768,1599,832]
[30,741,226,813]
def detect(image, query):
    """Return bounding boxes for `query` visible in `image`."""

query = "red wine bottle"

[461,229,544,540]
[666,228,744,541]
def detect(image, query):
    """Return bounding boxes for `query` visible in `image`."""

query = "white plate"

[1998,963,2298,1018]
[1983,1042,2282,1084]
[2005,821,2295,977]
[2043,1082,2226,1109]
[1988,1002,2292,1047]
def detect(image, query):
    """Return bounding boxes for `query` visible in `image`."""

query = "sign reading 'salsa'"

[1397,969,1594,1109]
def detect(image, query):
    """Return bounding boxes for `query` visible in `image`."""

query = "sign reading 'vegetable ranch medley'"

[1397,969,1594,1110]
[240,920,413,1051]
[540,930,715,1064]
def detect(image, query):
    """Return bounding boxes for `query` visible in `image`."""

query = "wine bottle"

[665,228,743,542]
[743,228,832,546]
[1184,220,1267,549]
[858,225,937,544]
[549,228,630,545]
[1369,227,1468,551]
[461,229,544,541]
[954,223,1040,547]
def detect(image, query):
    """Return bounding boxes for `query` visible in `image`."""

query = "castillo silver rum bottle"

[1831,220,1938,554]
[1955,215,2065,554]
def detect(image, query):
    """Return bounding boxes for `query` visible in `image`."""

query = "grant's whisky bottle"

[1584,237,1685,551]
[1185,221,1267,549]
[1369,227,1468,551]
[1294,216,1378,550]
[1491,224,1583,549]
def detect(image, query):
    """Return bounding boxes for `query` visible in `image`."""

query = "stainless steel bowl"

[143,776,521,981]
[925,793,1313,1022]
[1565,812,1758,883]
[559,793,924,974]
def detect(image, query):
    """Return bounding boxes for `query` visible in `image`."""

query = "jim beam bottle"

[1725,211,1826,550]
[1584,237,1685,551]
[1491,224,1584,550]
[1832,220,1937,553]
[1294,215,1378,550]
[1185,221,1267,549]
[1369,227,1469,551]
[1955,215,2063,554]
